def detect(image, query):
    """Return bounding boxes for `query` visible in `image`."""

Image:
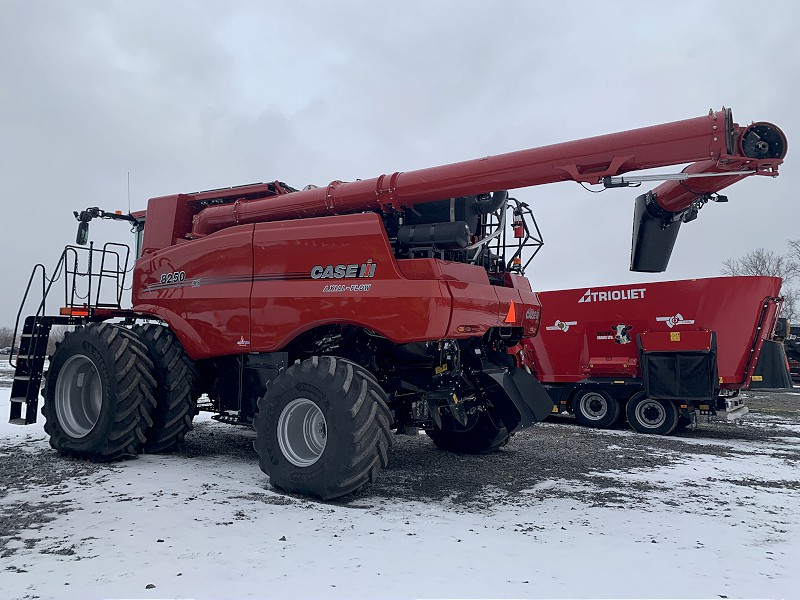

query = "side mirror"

[76,221,89,245]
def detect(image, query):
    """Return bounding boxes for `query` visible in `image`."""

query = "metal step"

[8,316,50,425]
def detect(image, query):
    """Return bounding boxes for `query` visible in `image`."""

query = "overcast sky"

[1,0,797,328]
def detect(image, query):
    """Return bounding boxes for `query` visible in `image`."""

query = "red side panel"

[526,276,781,388]
[435,262,541,337]
[639,330,713,353]
[250,213,452,349]
[441,264,498,337]
[133,225,254,359]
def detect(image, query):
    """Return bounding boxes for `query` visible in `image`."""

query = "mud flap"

[475,367,554,433]
[751,340,793,389]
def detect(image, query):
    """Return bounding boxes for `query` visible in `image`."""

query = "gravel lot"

[1,377,799,599]
[2,386,798,512]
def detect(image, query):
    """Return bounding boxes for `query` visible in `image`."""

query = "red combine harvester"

[8,108,786,499]
[516,276,788,434]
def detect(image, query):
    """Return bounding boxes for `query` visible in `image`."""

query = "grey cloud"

[1,0,798,326]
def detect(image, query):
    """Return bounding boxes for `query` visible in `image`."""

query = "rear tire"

[426,407,510,454]
[625,393,679,435]
[572,389,620,429]
[42,323,156,461]
[253,356,393,500]
[133,324,199,453]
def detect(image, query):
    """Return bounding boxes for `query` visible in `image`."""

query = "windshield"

[133,222,145,259]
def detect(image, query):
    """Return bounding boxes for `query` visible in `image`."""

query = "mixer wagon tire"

[625,393,679,435]
[133,324,199,453]
[572,389,620,429]
[42,323,156,461]
[426,407,510,454]
[253,356,393,500]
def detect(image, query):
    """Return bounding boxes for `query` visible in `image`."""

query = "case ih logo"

[578,287,646,303]
[311,260,377,279]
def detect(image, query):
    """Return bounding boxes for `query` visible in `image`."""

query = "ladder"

[9,316,55,424]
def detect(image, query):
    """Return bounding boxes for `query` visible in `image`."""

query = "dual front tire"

[43,323,198,460]
[43,323,157,461]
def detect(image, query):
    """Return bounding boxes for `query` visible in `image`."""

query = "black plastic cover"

[397,221,470,249]
[474,367,554,432]
[630,192,681,273]
[405,197,480,233]
[751,340,793,389]
[639,333,718,400]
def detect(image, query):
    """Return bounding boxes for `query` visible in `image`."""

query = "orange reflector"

[60,307,89,316]
[504,301,517,323]
[115,210,123,214]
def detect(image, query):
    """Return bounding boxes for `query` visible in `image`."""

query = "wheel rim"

[635,399,666,429]
[579,392,608,421]
[277,398,327,467]
[54,355,103,438]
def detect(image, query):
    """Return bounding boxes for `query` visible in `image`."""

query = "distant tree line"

[722,239,799,324]
[0,326,15,349]
[0,325,69,355]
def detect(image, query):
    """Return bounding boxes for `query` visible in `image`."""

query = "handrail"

[741,295,783,386]
[9,243,132,369]
[10,253,66,369]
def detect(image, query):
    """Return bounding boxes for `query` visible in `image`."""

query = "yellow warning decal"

[719,377,724,384]
[551,405,560,413]
[752,375,763,382]
[435,364,448,375]
[670,332,681,341]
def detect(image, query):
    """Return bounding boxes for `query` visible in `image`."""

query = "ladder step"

[9,418,28,425]
[14,375,32,381]
[10,397,27,404]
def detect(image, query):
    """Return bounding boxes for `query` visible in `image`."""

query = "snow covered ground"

[1,361,799,599]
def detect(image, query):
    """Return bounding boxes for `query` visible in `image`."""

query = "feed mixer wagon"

[515,276,789,435]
